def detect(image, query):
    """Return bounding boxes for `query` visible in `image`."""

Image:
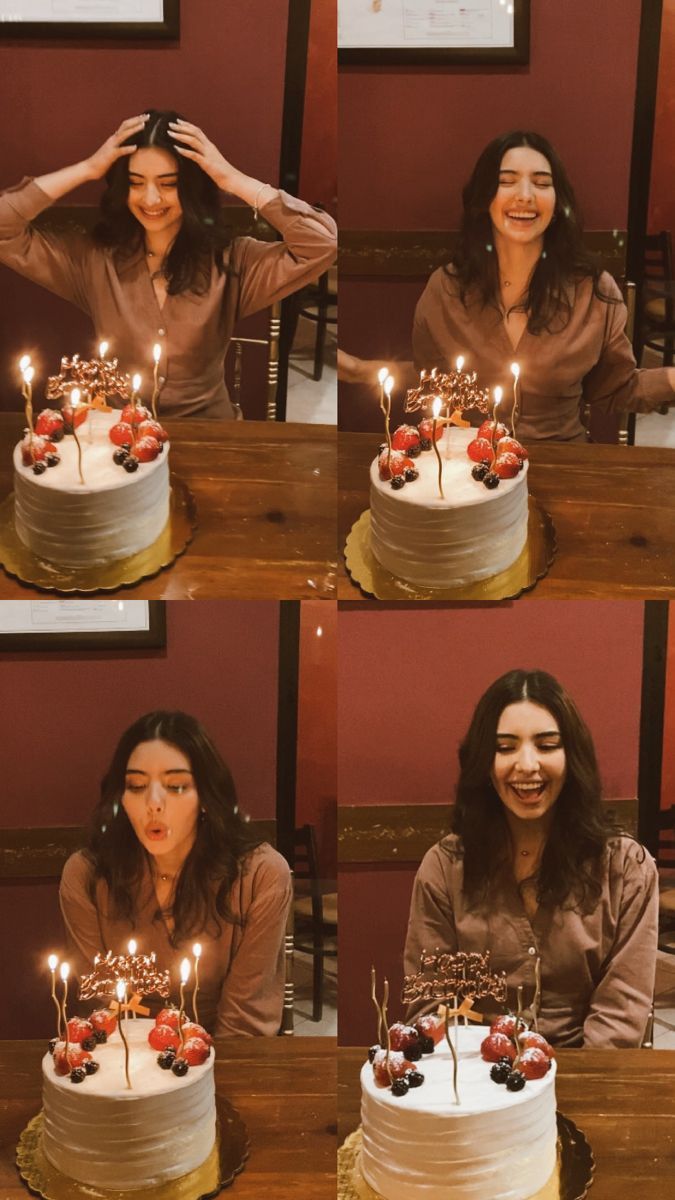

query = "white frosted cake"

[41,1018,216,1192]
[13,410,170,567]
[369,428,529,589]
[360,1027,557,1200]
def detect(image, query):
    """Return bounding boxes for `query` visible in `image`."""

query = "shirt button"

[528,946,537,955]
[159,376,166,385]
[158,328,166,336]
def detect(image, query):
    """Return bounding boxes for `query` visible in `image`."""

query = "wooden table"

[0,416,337,599]
[339,433,675,598]
[339,1046,675,1199]
[0,1036,336,1199]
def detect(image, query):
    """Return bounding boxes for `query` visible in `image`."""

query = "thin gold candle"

[432,397,444,499]
[116,980,132,1088]
[48,955,61,1039]
[59,962,70,1059]
[383,374,394,472]
[128,940,138,1017]
[192,943,202,1024]
[70,388,85,485]
[510,362,520,435]
[491,387,503,464]
[151,344,161,420]
[178,957,191,1050]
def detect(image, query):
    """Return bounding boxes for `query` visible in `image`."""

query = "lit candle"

[128,940,137,1017]
[48,955,61,1038]
[22,365,35,448]
[383,375,394,472]
[377,366,389,430]
[70,388,85,485]
[455,355,465,373]
[432,396,444,499]
[151,344,161,420]
[116,981,132,1088]
[60,962,70,1059]
[192,943,202,1024]
[178,957,191,1050]
[510,362,520,436]
[98,341,109,360]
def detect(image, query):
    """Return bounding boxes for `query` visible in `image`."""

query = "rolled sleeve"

[0,176,92,310]
[583,277,674,414]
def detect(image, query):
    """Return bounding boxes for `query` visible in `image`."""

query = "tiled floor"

[285,314,337,425]
[293,948,337,1036]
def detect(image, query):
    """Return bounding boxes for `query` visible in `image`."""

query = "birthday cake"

[359,1022,557,1200]
[369,425,529,589]
[13,408,170,568]
[41,1013,216,1191]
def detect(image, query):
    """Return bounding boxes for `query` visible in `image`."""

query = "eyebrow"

[499,169,553,179]
[125,767,193,776]
[128,172,178,180]
[495,730,561,739]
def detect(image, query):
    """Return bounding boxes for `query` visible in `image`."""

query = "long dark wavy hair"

[84,711,263,945]
[451,669,627,912]
[451,130,618,334]
[92,109,234,295]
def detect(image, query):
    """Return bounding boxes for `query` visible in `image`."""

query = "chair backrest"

[294,823,321,889]
[643,231,674,284]
[229,300,281,420]
[582,279,636,444]
[279,869,295,1036]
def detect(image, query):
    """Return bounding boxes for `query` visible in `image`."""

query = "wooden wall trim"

[339,230,628,279]
[339,799,639,864]
[0,820,277,880]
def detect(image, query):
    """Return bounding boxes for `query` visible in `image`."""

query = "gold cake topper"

[405,367,491,418]
[46,354,132,410]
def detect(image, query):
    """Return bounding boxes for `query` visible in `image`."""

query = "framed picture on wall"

[338,0,530,65]
[0,0,179,40]
[0,600,166,650]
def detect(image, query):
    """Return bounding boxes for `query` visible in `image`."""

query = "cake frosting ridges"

[13,410,170,566]
[360,1027,557,1200]
[41,1018,216,1191]
[369,428,529,589]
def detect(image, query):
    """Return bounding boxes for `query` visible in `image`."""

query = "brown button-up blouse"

[0,178,337,418]
[59,844,292,1037]
[413,267,673,442]
[404,834,658,1048]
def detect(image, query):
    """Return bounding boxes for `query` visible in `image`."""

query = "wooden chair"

[279,871,295,1035]
[657,805,675,955]
[636,231,675,368]
[293,824,337,1022]
[229,300,282,420]
[581,279,637,444]
[294,266,337,382]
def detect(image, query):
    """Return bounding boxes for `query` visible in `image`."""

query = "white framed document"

[338,0,529,65]
[0,600,166,648]
[0,0,179,39]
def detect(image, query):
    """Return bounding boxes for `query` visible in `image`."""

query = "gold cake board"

[338,1118,594,1200]
[344,496,556,601]
[16,1094,248,1200]
[0,475,197,594]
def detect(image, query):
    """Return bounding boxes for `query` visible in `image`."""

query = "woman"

[341,131,674,441]
[0,110,336,418]
[59,711,292,1037]
[404,670,658,1047]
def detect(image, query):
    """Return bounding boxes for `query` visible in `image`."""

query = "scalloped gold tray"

[338,1114,594,1200]
[16,1094,248,1200]
[0,475,197,594]
[344,496,556,601]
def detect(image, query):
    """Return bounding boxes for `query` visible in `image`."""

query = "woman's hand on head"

[86,114,149,180]
[168,120,236,191]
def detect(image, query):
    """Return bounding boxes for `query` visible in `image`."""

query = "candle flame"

[48,954,58,971]
[493,386,503,406]
[71,388,81,406]
[99,341,109,358]
[23,366,34,384]
[377,366,388,385]
[132,373,142,392]
[19,354,31,371]
[128,939,137,956]
[180,957,191,984]
[455,356,465,372]
[432,396,442,418]
[153,344,162,364]
[510,363,520,379]
[59,962,70,981]
[193,943,202,958]
[116,979,127,1002]
[384,375,394,397]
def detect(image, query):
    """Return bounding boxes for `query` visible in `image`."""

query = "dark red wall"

[0,599,282,1038]
[300,0,337,214]
[0,0,289,413]
[296,600,337,880]
[339,0,643,431]
[338,601,645,1044]
[649,0,675,239]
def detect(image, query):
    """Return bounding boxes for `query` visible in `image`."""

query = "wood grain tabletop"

[0,416,337,600]
[0,1036,336,1200]
[338,432,675,600]
[338,1046,675,1200]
